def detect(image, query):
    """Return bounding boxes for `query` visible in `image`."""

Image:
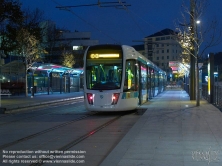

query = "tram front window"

[86,63,122,90]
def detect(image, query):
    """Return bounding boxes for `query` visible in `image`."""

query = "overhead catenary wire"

[51,0,120,44]
[118,0,178,41]
[51,0,173,45]
[117,0,146,37]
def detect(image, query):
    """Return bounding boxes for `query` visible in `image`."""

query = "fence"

[202,84,222,110]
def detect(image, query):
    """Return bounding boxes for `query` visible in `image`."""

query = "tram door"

[150,69,155,98]
[147,67,151,100]
[139,63,148,104]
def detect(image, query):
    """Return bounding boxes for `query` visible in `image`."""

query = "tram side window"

[124,60,136,92]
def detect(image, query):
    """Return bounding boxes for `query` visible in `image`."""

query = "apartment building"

[144,28,183,80]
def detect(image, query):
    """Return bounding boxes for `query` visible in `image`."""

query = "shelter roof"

[31,63,83,75]
[1,61,83,75]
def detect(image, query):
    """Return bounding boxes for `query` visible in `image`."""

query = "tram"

[83,44,166,111]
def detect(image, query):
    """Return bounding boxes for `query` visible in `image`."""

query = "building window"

[162,44,164,47]
[162,56,164,60]
[167,49,169,53]
[162,50,164,53]
[162,63,164,66]
[156,50,159,54]
[156,37,160,41]
[157,57,159,60]
[161,37,165,40]
[167,56,169,59]
[148,45,152,50]
[156,44,159,47]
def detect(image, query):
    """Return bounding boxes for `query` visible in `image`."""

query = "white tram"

[83,44,166,111]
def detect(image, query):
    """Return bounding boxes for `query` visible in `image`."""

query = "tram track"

[1,108,139,166]
[0,111,135,151]
[0,98,84,126]
[2,96,84,114]
[0,112,96,150]
[29,112,134,166]
[0,105,84,126]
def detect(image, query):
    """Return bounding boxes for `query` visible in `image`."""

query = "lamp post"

[195,20,201,106]
[190,0,196,100]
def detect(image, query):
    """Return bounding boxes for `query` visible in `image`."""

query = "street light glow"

[196,20,200,24]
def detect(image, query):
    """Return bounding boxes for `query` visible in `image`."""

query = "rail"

[202,84,222,110]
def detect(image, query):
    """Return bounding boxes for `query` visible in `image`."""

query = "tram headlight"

[112,93,120,105]
[87,93,94,105]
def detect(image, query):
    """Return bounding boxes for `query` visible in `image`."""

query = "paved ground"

[1,88,222,166]
[0,91,84,111]
[100,89,222,166]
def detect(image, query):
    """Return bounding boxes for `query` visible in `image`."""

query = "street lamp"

[195,19,202,106]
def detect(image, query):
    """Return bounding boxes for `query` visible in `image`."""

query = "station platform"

[100,89,222,166]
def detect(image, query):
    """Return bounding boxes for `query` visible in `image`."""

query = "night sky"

[19,0,222,53]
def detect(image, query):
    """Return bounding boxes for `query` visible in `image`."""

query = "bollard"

[199,88,202,99]
[30,87,34,98]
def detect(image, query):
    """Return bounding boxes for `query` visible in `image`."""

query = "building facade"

[144,28,183,80]
[41,21,99,67]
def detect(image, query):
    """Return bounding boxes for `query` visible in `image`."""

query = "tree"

[0,0,23,52]
[62,50,75,68]
[16,27,43,96]
[176,0,222,106]
[42,22,64,63]
[14,8,45,96]
[0,0,23,23]
[72,46,85,68]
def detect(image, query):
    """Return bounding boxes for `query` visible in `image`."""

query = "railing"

[202,84,222,110]
[36,87,53,93]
